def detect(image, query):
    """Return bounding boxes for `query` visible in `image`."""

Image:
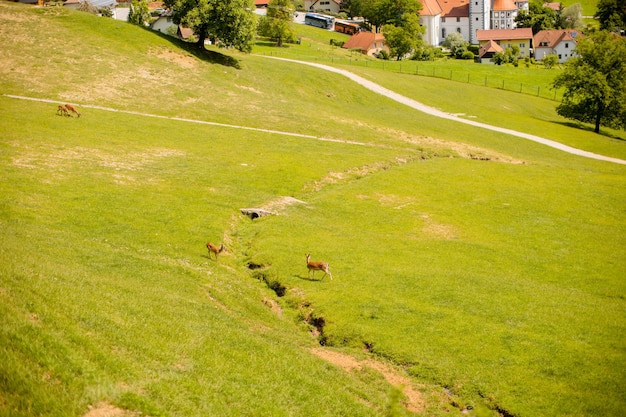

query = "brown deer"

[64,103,81,118]
[306,254,332,280]
[56,105,70,117]
[206,242,225,262]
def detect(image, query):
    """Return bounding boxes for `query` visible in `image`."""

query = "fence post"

[467,74,470,83]
[485,76,488,86]
[537,86,540,96]
[502,80,505,89]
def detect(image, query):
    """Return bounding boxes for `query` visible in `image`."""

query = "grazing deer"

[306,253,332,280]
[56,105,70,117]
[206,242,225,262]
[64,103,81,118]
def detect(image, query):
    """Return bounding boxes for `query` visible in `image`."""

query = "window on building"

[442,17,446,22]
[457,27,461,33]
[442,28,447,38]
[456,17,460,22]
[565,43,569,48]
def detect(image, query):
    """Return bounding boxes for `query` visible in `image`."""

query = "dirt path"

[310,348,427,413]
[263,57,626,166]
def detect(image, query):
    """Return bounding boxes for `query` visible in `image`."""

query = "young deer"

[306,254,332,280]
[64,103,81,118]
[56,105,70,117]
[206,242,225,262]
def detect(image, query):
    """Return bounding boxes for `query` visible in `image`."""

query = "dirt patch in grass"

[306,156,419,192]
[11,143,185,184]
[151,48,198,70]
[83,402,140,417]
[402,134,526,164]
[259,196,307,213]
[310,348,426,413]
[420,213,458,240]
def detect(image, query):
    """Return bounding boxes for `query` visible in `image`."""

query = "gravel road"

[265,56,626,166]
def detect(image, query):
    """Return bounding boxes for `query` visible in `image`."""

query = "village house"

[476,27,533,58]
[304,0,341,14]
[342,31,389,56]
[419,0,530,45]
[533,29,580,62]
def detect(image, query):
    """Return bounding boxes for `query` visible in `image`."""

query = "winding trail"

[263,56,626,166]
[4,64,626,166]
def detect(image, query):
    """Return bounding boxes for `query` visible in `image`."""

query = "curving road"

[264,56,626,166]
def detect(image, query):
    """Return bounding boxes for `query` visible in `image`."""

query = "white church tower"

[469,0,490,44]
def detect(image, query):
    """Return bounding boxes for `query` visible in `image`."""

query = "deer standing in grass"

[306,254,332,280]
[206,242,225,262]
[56,105,70,117]
[64,103,81,118]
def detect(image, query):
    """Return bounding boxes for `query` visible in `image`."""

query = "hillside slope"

[1,3,625,417]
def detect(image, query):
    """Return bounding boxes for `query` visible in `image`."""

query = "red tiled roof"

[479,39,504,57]
[418,0,443,16]
[543,2,561,11]
[476,28,533,41]
[441,0,469,18]
[492,0,518,10]
[534,29,580,47]
[342,31,385,52]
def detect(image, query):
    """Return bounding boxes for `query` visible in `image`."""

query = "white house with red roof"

[533,29,580,62]
[419,0,531,45]
[304,0,341,14]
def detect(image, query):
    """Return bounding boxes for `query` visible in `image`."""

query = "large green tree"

[382,12,423,60]
[595,0,626,32]
[514,0,557,33]
[361,0,420,32]
[553,31,626,133]
[258,0,295,47]
[163,0,257,52]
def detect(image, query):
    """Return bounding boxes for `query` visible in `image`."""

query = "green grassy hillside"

[1,2,625,417]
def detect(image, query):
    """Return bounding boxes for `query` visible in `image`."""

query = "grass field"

[1,2,625,417]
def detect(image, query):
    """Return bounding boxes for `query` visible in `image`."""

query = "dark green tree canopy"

[595,0,626,32]
[361,0,421,32]
[553,31,626,133]
[514,0,558,33]
[163,0,257,53]
[382,12,423,60]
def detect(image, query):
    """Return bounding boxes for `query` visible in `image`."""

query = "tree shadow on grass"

[553,120,626,141]
[148,28,241,69]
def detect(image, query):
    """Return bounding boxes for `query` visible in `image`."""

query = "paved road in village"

[263,56,626,166]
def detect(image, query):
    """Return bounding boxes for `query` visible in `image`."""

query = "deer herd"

[206,242,332,281]
[56,103,81,118]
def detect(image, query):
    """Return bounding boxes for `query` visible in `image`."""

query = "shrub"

[461,50,475,60]
[377,49,390,60]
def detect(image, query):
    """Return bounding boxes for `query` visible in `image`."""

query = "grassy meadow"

[1,2,625,417]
